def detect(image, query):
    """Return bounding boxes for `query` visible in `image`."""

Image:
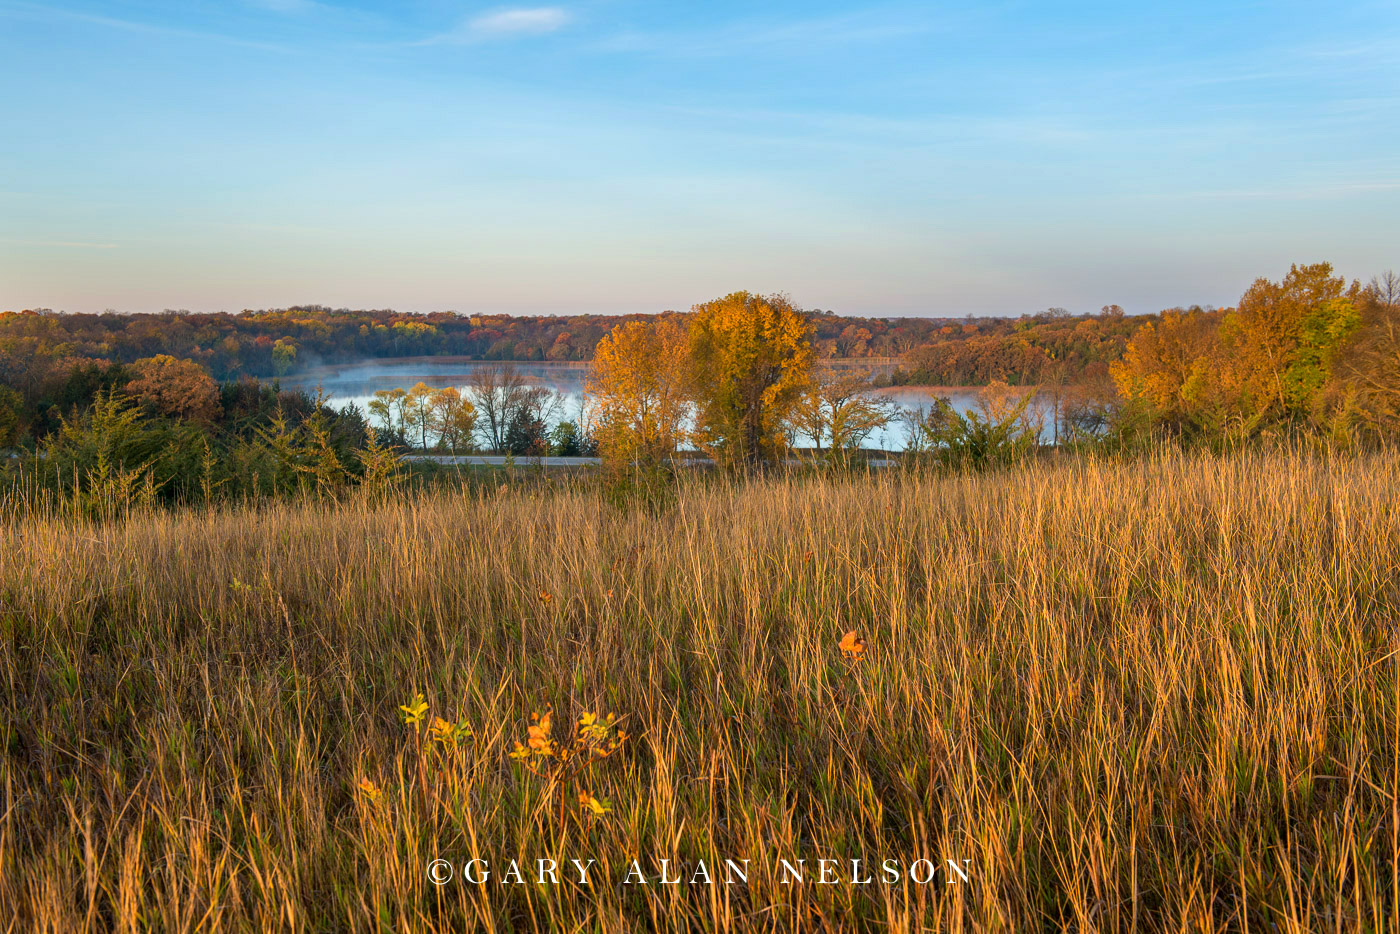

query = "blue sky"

[1,1,1397,316]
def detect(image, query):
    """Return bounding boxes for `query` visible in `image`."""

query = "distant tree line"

[1,302,1142,402]
[0,302,1156,450]
[2,263,1396,513]
[881,305,1139,388]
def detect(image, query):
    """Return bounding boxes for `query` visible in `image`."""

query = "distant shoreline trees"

[0,300,1142,391]
[2,262,1397,478]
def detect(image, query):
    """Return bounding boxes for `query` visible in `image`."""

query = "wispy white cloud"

[593,7,966,58]
[422,7,570,44]
[471,7,569,36]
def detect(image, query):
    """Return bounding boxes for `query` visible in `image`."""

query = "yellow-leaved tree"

[586,316,690,466]
[686,292,814,466]
[789,368,897,461]
[403,382,436,449]
[427,386,477,456]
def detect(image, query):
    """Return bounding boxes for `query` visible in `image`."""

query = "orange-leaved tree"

[686,291,813,467]
[586,316,690,466]
[124,355,222,423]
[1110,306,1228,432]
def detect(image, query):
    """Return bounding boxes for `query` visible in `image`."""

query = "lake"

[285,359,1051,450]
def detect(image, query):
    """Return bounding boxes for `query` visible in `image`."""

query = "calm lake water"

[285,360,1050,451]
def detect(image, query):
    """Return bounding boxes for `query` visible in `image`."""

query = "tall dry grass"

[1,450,1397,932]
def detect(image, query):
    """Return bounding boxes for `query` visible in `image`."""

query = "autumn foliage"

[686,291,815,466]
[586,316,690,465]
[124,354,222,422]
[1111,262,1395,442]
[586,291,815,467]
[1334,271,1400,438]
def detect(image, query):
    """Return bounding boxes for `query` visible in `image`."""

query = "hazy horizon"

[0,303,1174,320]
[3,0,1397,317]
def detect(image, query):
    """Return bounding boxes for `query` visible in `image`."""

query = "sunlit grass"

[1,449,1397,931]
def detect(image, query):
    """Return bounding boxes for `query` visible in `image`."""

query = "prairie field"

[1,450,1399,932]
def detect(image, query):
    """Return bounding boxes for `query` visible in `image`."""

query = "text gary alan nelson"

[426,857,972,887]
